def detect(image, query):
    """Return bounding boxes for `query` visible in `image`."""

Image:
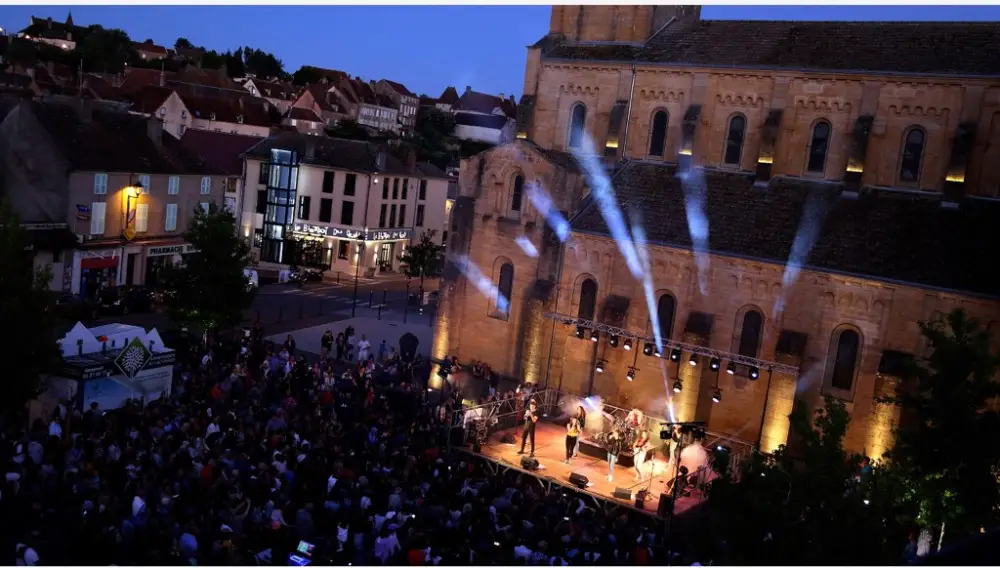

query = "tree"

[706,397,895,564]
[0,200,62,416]
[291,65,323,86]
[223,48,246,78]
[155,203,254,332]
[325,119,370,141]
[398,230,445,303]
[879,309,1000,549]
[174,37,194,50]
[242,47,285,79]
[77,25,132,73]
[200,49,225,71]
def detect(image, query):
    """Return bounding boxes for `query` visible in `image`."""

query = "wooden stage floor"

[467,422,704,516]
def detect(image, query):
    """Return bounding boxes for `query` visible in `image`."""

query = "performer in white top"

[632,430,653,482]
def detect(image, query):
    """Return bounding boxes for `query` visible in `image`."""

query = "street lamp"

[118,181,144,285]
[351,239,364,318]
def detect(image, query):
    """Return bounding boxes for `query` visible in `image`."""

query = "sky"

[2,4,1000,97]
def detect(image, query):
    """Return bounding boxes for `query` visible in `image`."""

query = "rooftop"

[570,161,1000,297]
[544,19,1000,76]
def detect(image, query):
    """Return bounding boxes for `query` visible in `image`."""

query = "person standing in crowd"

[321,330,333,360]
[357,334,371,362]
[565,415,581,464]
[283,334,297,358]
[518,399,538,457]
[606,428,623,483]
[336,331,346,361]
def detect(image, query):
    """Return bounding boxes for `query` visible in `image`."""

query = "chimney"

[465,85,472,94]
[406,148,417,173]
[147,117,163,144]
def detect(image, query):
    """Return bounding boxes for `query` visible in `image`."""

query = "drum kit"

[594,417,638,450]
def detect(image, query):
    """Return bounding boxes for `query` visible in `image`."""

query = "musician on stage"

[625,408,644,430]
[518,399,538,458]
[572,405,586,458]
[632,429,652,482]
[565,415,581,464]
[606,428,624,483]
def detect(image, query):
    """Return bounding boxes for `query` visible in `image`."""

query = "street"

[86,276,438,336]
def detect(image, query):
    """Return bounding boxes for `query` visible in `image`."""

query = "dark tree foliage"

[155,202,254,331]
[397,229,445,301]
[291,65,324,86]
[879,309,1000,545]
[174,37,194,50]
[0,200,62,415]
[325,119,370,141]
[77,25,132,73]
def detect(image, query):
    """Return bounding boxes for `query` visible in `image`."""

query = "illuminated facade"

[435,6,1000,458]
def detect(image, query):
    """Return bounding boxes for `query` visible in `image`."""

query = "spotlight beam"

[543,311,798,375]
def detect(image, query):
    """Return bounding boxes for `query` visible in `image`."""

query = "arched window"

[899,127,925,184]
[495,262,514,320]
[806,120,831,174]
[511,175,524,212]
[723,114,746,166]
[578,278,597,321]
[830,328,861,391]
[657,293,676,341]
[568,103,587,149]
[737,310,764,358]
[648,110,668,157]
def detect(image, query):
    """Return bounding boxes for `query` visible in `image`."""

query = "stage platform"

[465,422,706,517]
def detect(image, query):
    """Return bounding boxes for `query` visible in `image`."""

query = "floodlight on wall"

[670,348,682,362]
[688,354,698,366]
[590,330,600,343]
[576,326,586,339]
[643,342,654,356]
[626,367,636,381]
[749,366,760,380]
[672,379,683,393]
[609,335,619,348]
[596,360,605,373]
[710,357,721,371]
[623,339,632,351]
[712,389,722,403]
[726,361,736,375]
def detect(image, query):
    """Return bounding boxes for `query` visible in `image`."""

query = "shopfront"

[288,223,412,277]
[144,243,197,287]
[78,250,120,300]
[367,229,412,274]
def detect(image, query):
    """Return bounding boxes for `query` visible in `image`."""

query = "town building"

[374,79,419,133]
[17,14,84,51]
[336,77,400,134]
[0,98,229,295]
[124,84,274,138]
[435,5,1000,460]
[177,128,263,231]
[132,39,168,61]
[288,84,350,131]
[241,131,449,277]
[239,76,298,115]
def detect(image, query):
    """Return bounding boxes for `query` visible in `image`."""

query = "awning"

[684,311,714,339]
[775,329,808,357]
[878,350,915,377]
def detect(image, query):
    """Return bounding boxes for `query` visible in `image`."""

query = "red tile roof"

[303,84,339,113]
[286,107,323,122]
[251,78,296,100]
[438,86,459,105]
[126,85,174,114]
[133,39,168,55]
[177,92,274,128]
[178,129,263,175]
[382,79,415,98]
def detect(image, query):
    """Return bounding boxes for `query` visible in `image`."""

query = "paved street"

[83,276,438,337]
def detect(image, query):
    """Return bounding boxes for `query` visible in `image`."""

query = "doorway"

[378,242,395,272]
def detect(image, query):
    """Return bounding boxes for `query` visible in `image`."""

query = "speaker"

[612,487,632,500]
[521,456,540,471]
[499,433,515,444]
[657,492,672,517]
[568,472,589,488]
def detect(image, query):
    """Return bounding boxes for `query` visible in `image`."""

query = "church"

[433,5,1000,458]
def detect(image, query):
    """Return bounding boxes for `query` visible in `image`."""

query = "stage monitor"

[612,487,633,500]
[568,472,589,488]
[521,456,540,471]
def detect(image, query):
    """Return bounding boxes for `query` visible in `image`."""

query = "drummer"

[625,408,644,430]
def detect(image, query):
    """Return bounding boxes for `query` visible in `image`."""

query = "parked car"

[49,293,99,322]
[98,286,155,316]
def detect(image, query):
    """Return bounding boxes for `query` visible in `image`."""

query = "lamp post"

[351,239,364,318]
[118,181,143,286]
[755,366,775,449]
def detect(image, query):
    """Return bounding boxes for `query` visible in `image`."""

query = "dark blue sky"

[3,5,999,97]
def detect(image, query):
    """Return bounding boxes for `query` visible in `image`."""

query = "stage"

[464,422,708,517]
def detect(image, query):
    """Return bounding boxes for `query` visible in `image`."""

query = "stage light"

[726,361,736,375]
[623,339,632,351]
[711,388,721,403]
[591,330,599,342]
[710,357,720,371]
[688,353,698,366]
[642,342,654,356]
[672,379,682,393]
[609,335,619,348]
[749,366,760,380]
[716,445,729,452]
[596,360,605,373]
[626,368,635,381]
[670,348,681,362]
[576,326,585,339]
[655,348,663,358]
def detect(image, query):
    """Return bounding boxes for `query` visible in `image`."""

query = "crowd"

[0,321,689,566]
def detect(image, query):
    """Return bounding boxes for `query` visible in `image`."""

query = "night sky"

[2,4,999,97]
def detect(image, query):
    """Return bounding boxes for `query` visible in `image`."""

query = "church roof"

[569,161,1000,297]
[544,20,1000,76]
